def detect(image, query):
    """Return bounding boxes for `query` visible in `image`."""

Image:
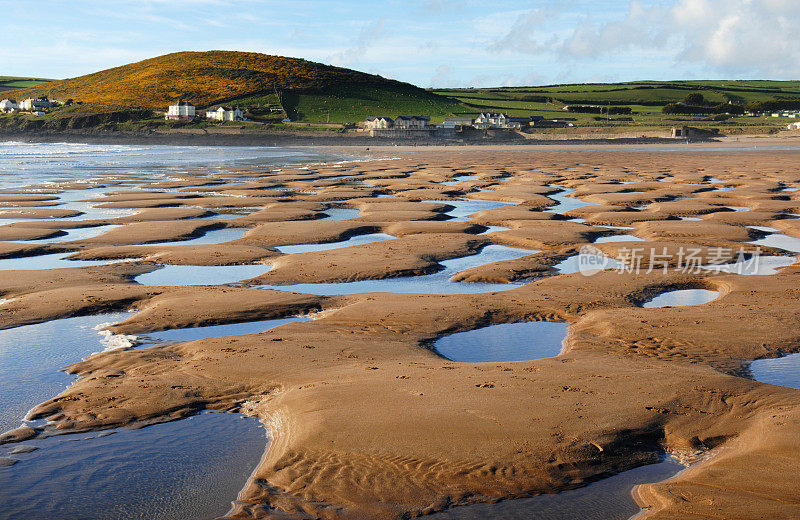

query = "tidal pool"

[547,187,595,214]
[276,233,395,254]
[321,207,361,221]
[425,457,685,520]
[434,321,567,362]
[25,224,122,243]
[0,252,125,271]
[426,199,515,222]
[141,316,310,345]
[0,412,267,520]
[751,233,800,254]
[642,289,720,308]
[553,252,621,275]
[441,175,480,186]
[255,245,534,295]
[134,263,271,286]
[142,226,247,246]
[0,312,132,435]
[750,353,800,389]
[593,234,644,243]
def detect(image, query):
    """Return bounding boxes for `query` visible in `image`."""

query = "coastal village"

[5,94,800,139]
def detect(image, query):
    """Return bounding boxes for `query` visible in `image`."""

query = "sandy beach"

[1,144,800,519]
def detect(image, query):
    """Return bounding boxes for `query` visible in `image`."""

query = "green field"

[431,80,800,134]
[0,76,54,93]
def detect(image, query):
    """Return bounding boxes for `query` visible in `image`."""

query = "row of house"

[1,97,53,115]
[165,100,245,122]
[363,112,550,133]
[363,115,430,130]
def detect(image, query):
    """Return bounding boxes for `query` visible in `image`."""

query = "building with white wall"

[206,106,245,122]
[0,99,19,112]
[165,100,195,120]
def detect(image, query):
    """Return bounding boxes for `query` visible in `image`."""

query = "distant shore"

[3,127,800,152]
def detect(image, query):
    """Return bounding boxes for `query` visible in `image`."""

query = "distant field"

[431,80,800,134]
[0,76,54,92]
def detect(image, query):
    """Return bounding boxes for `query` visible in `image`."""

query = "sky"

[1,0,798,88]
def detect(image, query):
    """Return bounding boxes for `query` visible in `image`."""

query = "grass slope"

[5,51,463,122]
[0,76,54,93]
[432,80,800,134]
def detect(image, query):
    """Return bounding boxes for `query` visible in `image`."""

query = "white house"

[473,112,510,129]
[19,98,51,112]
[364,116,394,130]
[440,116,473,129]
[0,99,19,113]
[165,100,196,120]
[206,106,245,122]
[394,116,430,129]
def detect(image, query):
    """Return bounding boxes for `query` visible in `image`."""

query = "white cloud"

[489,0,800,78]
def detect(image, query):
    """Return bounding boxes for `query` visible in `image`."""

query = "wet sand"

[2,147,800,519]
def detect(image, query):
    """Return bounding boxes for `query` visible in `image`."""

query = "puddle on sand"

[642,289,720,308]
[255,245,534,295]
[134,263,271,286]
[547,187,595,214]
[0,313,132,435]
[276,233,395,254]
[593,234,644,243]
[0,252,126,271]
[750,353,800,390]
[553,253,621,275]
[24,224,122,243]
[143,226,247,246]
[141,316,310,345]
[321,207,361,221]
[751,233,800,254]
[441,175,480,186]
[701,255,796,275]
[434,321,567,362]
[426,199,515,222]
[425,457,685,520]
[0,412,267,520]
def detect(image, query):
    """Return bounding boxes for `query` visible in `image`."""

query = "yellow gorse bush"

[8,51,412,109]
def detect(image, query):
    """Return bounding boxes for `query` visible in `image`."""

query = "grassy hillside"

[435,80,800,110]
[6,51,463,122]
[0,76,53,93]
[432,80,800,134]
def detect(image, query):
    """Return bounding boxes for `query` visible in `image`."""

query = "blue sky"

[2,0,798,87]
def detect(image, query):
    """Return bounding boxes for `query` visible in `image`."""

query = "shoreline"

[5,127,800,150]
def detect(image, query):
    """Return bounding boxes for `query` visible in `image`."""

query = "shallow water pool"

[593,234,644,243]
[321,207,362,221]
[141,316,310,345]
[426,457,685,520]
[642,289,719,308]
[256,245,534,295]
[0,252,125,271]
[276,233,395,254]
[0,412,267,520]
[0,313,132,435]
[751,233,800,254]
[750,353,800,390]
[547,187,595,214]
[426,199,516,222]
[434,321,567,362]
[142,226,247,246]
[134,263,271,286]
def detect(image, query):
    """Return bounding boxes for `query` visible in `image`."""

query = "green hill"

[6,51,463,123]
[0,76,54,93]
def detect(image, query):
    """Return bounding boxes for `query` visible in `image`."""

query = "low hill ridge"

[8,50,441,110]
